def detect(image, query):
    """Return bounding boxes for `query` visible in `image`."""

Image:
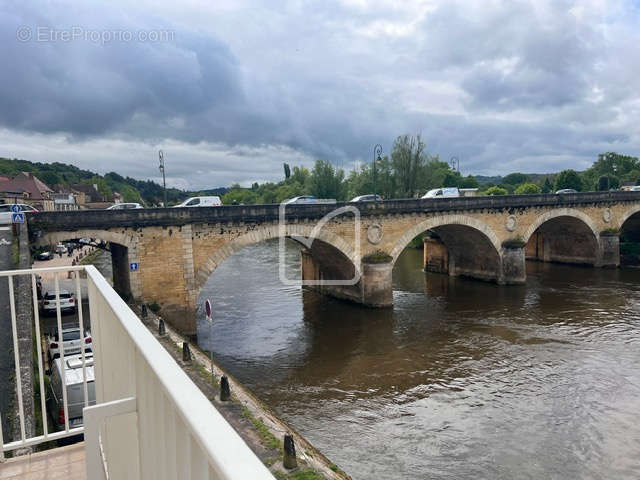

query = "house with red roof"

[0,172,54,210]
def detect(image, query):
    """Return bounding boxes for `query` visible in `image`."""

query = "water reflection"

[197,239,640,479]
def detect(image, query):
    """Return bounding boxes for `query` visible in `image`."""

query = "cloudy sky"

[1,0,639,189]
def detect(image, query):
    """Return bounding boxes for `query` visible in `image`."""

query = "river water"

[196,239,640,479]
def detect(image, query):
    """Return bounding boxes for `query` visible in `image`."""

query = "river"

[196,239,640,479]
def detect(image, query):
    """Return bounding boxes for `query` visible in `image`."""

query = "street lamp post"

[158,150,167,207]
[373,144,382,200]
[450,156,459,173]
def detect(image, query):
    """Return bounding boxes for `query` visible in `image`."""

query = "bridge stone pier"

[28,192,640,336]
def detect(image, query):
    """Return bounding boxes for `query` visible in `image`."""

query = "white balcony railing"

[0,265,275,479]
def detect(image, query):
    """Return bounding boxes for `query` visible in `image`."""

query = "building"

[52,192,79,211]
[0,172,54,210]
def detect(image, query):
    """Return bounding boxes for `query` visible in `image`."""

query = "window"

[186,198,200,206]
[62,330,81,341]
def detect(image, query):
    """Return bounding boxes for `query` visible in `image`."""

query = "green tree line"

[3,144,639,207]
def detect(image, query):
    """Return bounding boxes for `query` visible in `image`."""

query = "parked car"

[48,353,96,430]
[0,203,38,224]
[350,194,383,202]
[36,251,53,261]
[46,324,92,360]
[629,186,640,191]
[106,202,143,210]
[284,196,317,204]
[40,290,77,316]
[173,196,222,207]
[55,243,67,254]
[555,189,578,194]
[422,187,460,199]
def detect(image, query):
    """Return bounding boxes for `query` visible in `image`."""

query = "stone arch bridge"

[28,192,640,335]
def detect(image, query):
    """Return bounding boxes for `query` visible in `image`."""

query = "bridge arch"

[36,229,140,300]
[389,215,504,283]
[390,215,502,263]
[193,223,360,298]
[523,209,600,265]
[618,205,640,231]
[523,208,600,244]
[37,229,137,250]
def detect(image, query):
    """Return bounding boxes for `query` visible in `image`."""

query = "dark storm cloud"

[0,0,639,188]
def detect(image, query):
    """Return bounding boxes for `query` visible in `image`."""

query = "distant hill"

[0,157,227,206]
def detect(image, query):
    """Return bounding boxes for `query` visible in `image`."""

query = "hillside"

[0,157,227,206]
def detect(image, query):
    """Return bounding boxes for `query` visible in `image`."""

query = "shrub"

[363,251,392,263]
[485,186,508,196]
[514,183,541,195]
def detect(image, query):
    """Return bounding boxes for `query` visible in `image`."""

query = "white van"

[173,196,222,207]
[422,187,460,199]
[48,353,96,430]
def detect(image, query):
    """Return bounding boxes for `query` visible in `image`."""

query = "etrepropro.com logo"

[278,202,361,286]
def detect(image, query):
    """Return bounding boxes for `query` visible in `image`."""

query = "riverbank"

[131,302,350,480]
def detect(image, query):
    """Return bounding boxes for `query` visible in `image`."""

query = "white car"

[422,187,460,199]
[350,194,383,202]
[0,203,38,224]
[47,325,92,361]
[106,203,143,210]
[55,243,67,254]
[173,196,223,207]
[41,290,77,316]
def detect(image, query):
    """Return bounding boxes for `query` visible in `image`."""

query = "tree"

[485,186,508,195]
[39,171,60,186]
[420,156,451,192]
[597,175,619,191]
[554,169,583,192]
[443,171,462,187]
[291,166,310,186]
[514,183,541,194]
[391,134,427,198]
[542,177,553,193]
[459,175,479,189]
[502,173,528,186]
[309,160,345,200]
[283,163,291,180]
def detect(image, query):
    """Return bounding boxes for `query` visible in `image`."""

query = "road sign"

[10,204,20,213]
[12,213,25,223]
[130,262,139,271]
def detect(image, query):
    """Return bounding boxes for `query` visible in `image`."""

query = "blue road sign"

[10,204,20,213]
[12,213,25,223]
[130,262,139,271]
